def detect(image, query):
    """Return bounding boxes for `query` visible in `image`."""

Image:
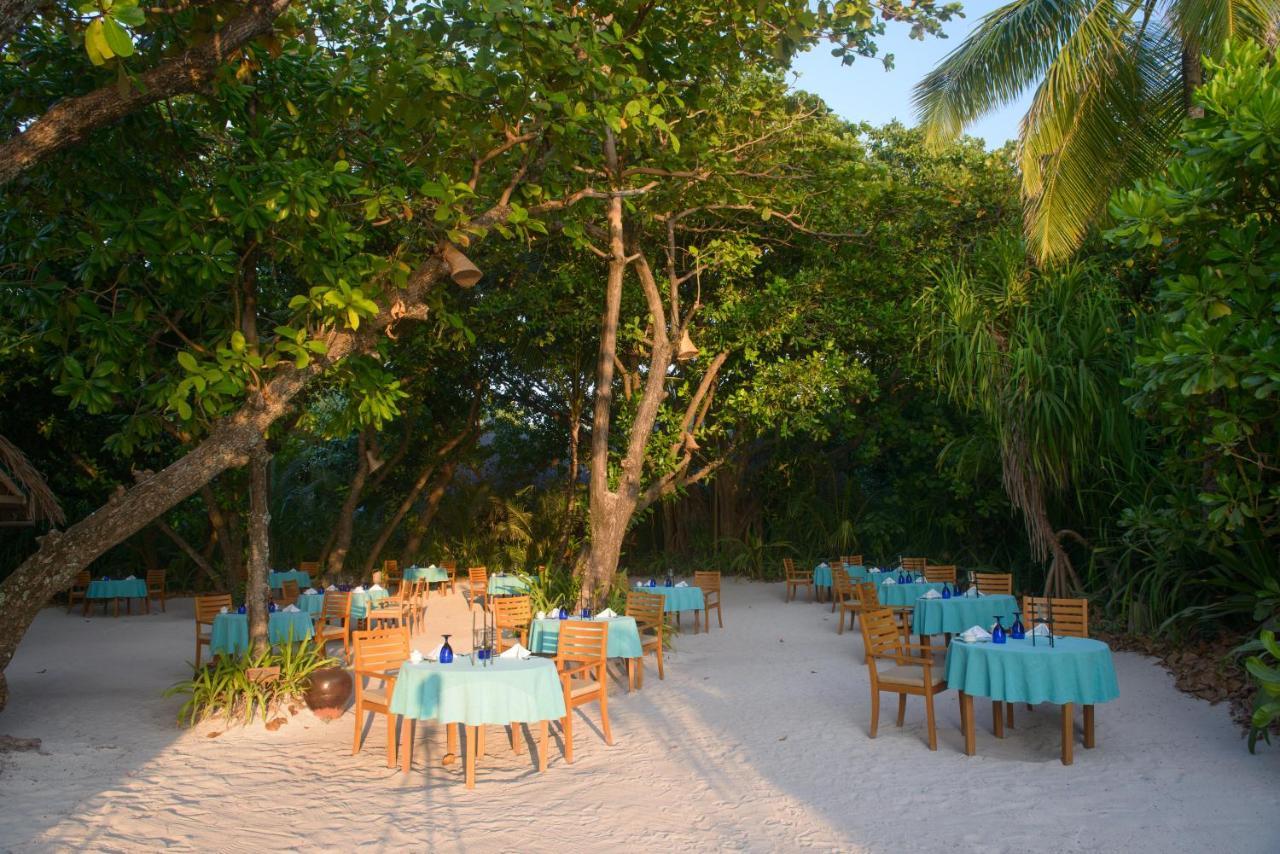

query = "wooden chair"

[834,571,861,634]
[974,572,1013,595]
[366,584,414,632]
[278,579,300,607]
[441,560,458,595]
[67,570,91,614]
[492,595,532,652]
[826,561,848,612]
[555,620,612,763]
[849,582,912,653]
[194,593,232,668]
[382,559,402,592]
[901,557,927,572]
[694,570,722,631]
[315,590,353,660]
[923,564,957,584]
[841,554,864,566]
[626,590,665,689]
[860,607,950,750]
[144,569,166,613]
[467,566,489,610]
[351,626,410,768]
[783,558,813,602]
[299,561,321,586]
[1021,596,1088,638]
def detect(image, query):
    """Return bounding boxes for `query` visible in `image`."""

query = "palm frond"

[0,434,64,526]
[1167,0,1279,55]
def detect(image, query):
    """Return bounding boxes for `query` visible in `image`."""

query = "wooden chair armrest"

[558,663,596,681]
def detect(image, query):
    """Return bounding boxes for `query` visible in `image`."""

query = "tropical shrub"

[165,643,336,727]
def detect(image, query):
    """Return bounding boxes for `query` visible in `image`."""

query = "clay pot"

[304,667,352,721]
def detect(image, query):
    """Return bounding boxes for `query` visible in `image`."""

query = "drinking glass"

[991,616,1006,644]
[439,634,454,664]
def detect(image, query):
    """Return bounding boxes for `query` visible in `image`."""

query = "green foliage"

[164,642,336,727]
[1244,630,1280,752]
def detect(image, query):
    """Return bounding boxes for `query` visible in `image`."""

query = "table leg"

[443,722,459,766]
[1083,704,1095,748]
[703,608,708,634]
[626,658,635,693]
[960,692,975,756]
[510,722,522,754]
[992,701,1005,738]
[477,725,486,758]
[538,720,549,772]
[1061,703,1074,765]
[464,725,477,789]
[400,719,416,773]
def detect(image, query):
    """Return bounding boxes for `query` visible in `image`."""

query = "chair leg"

[562,711,574,764]
[925,690,938,751]
[960,692,976,755]
[837,609,845,635]
[717,603,723,628]
[538,720,549,772]
[600,693,613,746]
[1083,704,1095,749]
[869,690,880,737]
[656,646,664,680]
[896,693,907,727]
[352,703,364,755]
[385,713,398,768]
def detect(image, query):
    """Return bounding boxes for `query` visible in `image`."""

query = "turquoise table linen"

[86,578,147,600]
[877,582,944,608]
[268,570,311,589]
[944,636,1120,705]
[349,588,390,620]
[912,594,1018,636]
[295,593,325,615]
[389,656,567,725]
[640,584,705,613]
[874,572,925,587]
[487,574,529,596]
[528,617,643,658]
[209,611,315,656]
[405,565,450,583]
[813,563,869,588]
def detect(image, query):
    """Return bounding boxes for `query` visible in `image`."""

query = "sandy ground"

[1,578,1277,853]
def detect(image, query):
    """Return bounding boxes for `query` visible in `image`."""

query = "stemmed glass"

[991,616,1007,644]
[439,634,454,664]
[1010,612,1026,639]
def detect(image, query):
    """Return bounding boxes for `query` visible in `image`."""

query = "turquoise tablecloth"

[528,617,643,658]
[874,572,925,587]
[945,636,1120,705]
[268,570,311,589]
[349,588,390,619]
[209,611,315,656]
[876,582,945,607]
[389,656,567,725]
[912,594,1019,636]
[487,574,529,596]
[295,593,325,615]
[639,584,705,613]
[813,563,869,588]
[405,565,450,583]
[85,578,147,600]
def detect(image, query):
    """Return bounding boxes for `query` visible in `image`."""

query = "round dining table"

[208,611,315,656]
[876,582,945,608]
[911,594,1019,637]
[268,569,311,590]
[529,616,644,690]
[945,635,1119,765]
[84,577,148,616]
[390,655,566,787]
[486,574,529,596]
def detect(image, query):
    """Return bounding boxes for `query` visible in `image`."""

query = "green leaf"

[84,19,111,65]
[101,17,134,58]
[177,352,199,372]
[230,331,247,353]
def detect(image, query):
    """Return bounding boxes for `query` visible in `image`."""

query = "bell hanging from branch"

[676,328,699,362]
[442,243,483,287]
[682,431,701,453]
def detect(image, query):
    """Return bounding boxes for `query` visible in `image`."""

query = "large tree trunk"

[0,0,293,186]
[324,428,372,577]
[154,518,225,589]
[1181,43,1205,119]
[245,445,272,656]
[201,483,244,589]
[401,460,462,560]
[554,376,584,566]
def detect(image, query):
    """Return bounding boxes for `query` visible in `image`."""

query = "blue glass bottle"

[991,616,1006,644]
[941,582,952,600]
[1010,612,1025,640]
[439,634,454,663]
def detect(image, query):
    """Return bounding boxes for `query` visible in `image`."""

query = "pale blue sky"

[790,0,1033,148]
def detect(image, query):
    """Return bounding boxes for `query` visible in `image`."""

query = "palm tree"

[913,0,1276,262]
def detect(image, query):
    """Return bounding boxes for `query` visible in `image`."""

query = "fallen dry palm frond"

[0,435,64,526]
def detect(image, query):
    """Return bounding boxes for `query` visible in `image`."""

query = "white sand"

[1,579,1277,853]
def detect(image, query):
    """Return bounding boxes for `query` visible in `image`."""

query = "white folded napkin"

[325,584,337,591]
[409,649,424,664]
[535,610,547,620]
[353,585,366,592]
[883,577,897,585]
[427,644,443,661]
[594,608,618,620]
[963,587,982,598]
[1032,622,1051,637]
[920,588,942,599]
[304,587,319,595]
[219,606,229,614]
[500,642,531,660]
[428,564,438,571]
[675,580,689,588]
[817,562,829,569]
[283,604,301,613]
[125,575,136,580]
[960,625,993,643]
[369,584,384,592]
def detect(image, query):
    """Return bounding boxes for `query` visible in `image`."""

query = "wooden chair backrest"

[783,558,808,581]
[382,560,401,581]
[280,579,300,604]
[860,608,903,658]
[72,571,91,589]
[693,570,721,592]
[854,581,879,607]
[493,595,532,630]
[841,554,864,566]
[626,591,664,628]
[468,566,488,587]
[146,569,165,589]
[901,557,927,571]
[300,561,320,575]
[1022,597,1088,637]
[195,593,232,623]
[555,620,608,667]
[923,564,957,584]
[832,566,855,598]
[442,560,457,573]
[975,572,1013,595]
[352,627,409,675]
[322,591,352,620]
[831,560,845,576]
